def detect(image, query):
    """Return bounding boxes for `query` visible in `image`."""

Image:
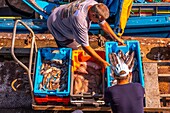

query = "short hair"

[114,71,129,80]
[91,3,110,20]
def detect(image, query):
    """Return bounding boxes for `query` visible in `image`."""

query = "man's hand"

[82,45,110,68]
[102,61,110,68]
[118,39,126,46]
[99,21,125,45]
[117,38,124,45]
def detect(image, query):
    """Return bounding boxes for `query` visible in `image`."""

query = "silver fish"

[129,58,136,72]
[59,84,66,91]
[118,50,126,61]
[126,51,135,66]
[109,53,115,66]
[111,53,118,67]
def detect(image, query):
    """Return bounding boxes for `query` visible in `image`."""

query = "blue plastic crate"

[105,40,144,87]
[34,47,72,97]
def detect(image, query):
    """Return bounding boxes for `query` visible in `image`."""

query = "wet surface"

[0,59,32,108]
[159,77,170,94]
[0,59,72,112]
[146,47,170,60]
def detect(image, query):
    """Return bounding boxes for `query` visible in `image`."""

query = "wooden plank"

[32,104,170,112]
[142,61,170,63]
[143,63,160,107]
[160,94,170,98]
[158,74,170,77]
[163,111,170,113]
[158,66,170,75]
[144,107,170,112]
[32,104,112,111]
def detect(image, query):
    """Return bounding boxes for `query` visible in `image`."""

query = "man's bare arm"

[82,45,110,68]
[99,21,124,44]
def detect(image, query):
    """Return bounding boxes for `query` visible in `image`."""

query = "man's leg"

[55,39,79,50]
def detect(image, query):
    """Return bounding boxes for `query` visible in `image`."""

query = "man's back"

[47,0,97,44]
[104,83,144,113]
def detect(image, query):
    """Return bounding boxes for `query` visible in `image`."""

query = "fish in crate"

[70,50,105,106]
[109,50,139,85]
[73,61,103,95]
[39,59,68,91]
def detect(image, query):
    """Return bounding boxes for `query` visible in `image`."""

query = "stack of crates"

[34,48,72,105]
[70,50,106,107]
[105,40,145,87]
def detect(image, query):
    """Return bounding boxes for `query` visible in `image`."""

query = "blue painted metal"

[20,0,170,37]
[1,14,170,37]
[1,0,170,37]
[0,19,48,33]
[22,0,170,18]
[124,15,170,37]
[23,0,60,19]
[102,0,123,17]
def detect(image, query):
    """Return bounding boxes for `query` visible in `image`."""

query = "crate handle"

[11,20,37,97]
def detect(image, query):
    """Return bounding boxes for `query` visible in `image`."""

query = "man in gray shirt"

[47,0,124,68]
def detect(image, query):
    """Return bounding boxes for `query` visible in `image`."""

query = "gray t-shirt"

[47,0,98,46]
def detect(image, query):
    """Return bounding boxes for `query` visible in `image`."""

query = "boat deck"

[1,33,170,112]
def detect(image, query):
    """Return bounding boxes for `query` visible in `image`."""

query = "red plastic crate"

[34,96,70,105]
